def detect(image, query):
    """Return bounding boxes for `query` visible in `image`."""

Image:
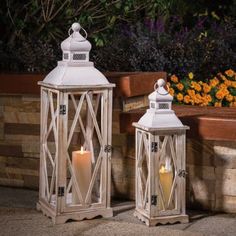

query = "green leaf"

[229,87,236,96]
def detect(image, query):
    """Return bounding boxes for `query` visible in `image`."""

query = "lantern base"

[134,209,189,227]
[36,200,113,224]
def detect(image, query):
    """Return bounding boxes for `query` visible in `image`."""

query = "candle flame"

[159,165,166,173]
[80,146,84,154]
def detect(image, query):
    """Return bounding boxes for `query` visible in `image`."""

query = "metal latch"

[151,195,157,205]
[151,142,158,152]
[104,145,112,153]
[60,105,66,115]
[178,170,187,178]
[58,187,65,197]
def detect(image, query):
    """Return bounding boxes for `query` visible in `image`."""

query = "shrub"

[93,17,235,79]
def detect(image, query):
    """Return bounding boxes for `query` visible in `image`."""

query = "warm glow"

[159,165,166,173]
[80,146,84,154]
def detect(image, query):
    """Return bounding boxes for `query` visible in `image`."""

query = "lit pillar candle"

[72,146,91,204]
[159,158,173,210]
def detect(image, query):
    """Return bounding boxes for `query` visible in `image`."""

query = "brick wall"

[0,95,40,188]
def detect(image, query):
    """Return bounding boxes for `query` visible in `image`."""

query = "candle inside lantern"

[72,146,92,204]
[159,157,173,210]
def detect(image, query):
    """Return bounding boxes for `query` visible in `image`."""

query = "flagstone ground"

[0,186,236,236]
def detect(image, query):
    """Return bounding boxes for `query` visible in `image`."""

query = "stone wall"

[0,95,40,188]
[186,139,236,213]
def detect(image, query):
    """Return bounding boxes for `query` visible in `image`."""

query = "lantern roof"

[61,23,92,52]
[40,23,113,88]
[134,79,184,129]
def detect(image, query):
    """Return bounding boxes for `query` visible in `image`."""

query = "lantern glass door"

[156,135,179,214]
[65,90,107,208]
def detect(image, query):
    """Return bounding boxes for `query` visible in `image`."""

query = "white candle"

[72,146,91,204]
[159,159,173,210]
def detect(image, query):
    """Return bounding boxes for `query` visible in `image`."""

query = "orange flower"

[214,102,222,107]
[183,95,191,104]
[191,81,202,92]
[202,83,211,93]
[224,79,232,87]
[176,93,183,102]
[215,90,225,100]
[194,94,202,104]
[176,83,184,91]
[187,89,195,98]
[210,77,219,87]
[231,82,236,88]
[206,94,212,102]
[225,69,234,77]
[170,75,179,83]
[202,94,212,105]
[169,87,175,96]
[219,83,227,90]
[226,94,233,102]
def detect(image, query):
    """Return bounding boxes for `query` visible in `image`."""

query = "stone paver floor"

[0,187,236,236]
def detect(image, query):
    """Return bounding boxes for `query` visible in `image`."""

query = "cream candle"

[72,146,92,204]
[159,160,173,210]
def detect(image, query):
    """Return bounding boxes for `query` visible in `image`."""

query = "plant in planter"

[168,69,236,107]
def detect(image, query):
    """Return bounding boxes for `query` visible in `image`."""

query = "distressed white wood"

[38,86,114,224]
[134,128,189,225]
[37,23,114,224]
[133,79,189,226]
[106,88,113,208]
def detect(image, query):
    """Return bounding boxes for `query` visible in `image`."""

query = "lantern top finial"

[135,78,183,129]
[71,22,81,32]
[156,78,165,87]
[149,78,173,103]
[61,22,91,59]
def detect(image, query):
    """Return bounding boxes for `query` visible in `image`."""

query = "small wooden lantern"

[37,23,115,224]
[133,79,189,226]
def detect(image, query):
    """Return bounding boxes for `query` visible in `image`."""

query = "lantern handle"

[68,23,88,42]
[154,79,170,95]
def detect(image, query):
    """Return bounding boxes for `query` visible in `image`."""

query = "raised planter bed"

[120,105,236,141]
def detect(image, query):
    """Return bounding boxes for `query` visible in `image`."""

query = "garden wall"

[0,73,236,213]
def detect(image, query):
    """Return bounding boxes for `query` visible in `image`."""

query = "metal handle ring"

[68,26,88,42]
[154,81,170,95]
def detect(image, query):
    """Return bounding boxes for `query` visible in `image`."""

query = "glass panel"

[66,92,103,207]
[158,135,177,211]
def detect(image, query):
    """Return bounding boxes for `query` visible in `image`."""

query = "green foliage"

[0,0,235,73]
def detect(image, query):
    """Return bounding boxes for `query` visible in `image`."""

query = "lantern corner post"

[55,90,68,216]
[106,88,113,212]
[37,86,48,209]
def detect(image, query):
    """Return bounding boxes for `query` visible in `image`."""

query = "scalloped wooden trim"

[37,200,113,224]
[134,210,189,227]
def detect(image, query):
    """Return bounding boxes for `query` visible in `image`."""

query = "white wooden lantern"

[133,79,189,226]
[37,23,115,224]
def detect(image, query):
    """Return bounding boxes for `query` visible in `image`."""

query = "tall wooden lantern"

[133,79,189,226]
[37,23,115,224]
